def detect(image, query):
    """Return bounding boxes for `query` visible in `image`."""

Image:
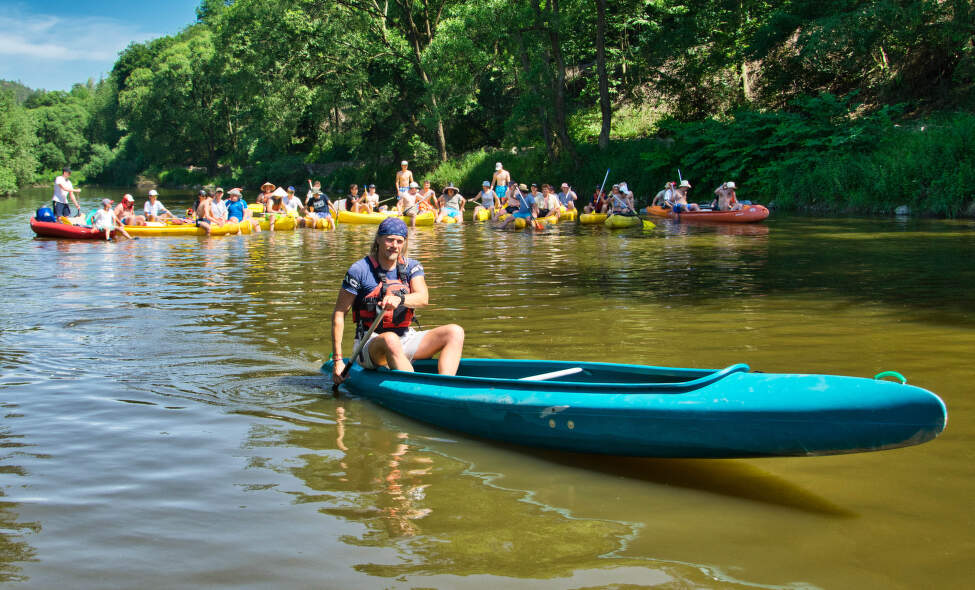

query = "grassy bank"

[139,103,974,217]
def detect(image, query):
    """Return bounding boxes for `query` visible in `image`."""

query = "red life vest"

[352,256,415,335]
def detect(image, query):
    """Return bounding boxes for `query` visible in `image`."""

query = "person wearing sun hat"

[437,182,466,224]
[395,161,414,198]
[713,181,741,211]
[330,216,465,385]
[672,179,700,212]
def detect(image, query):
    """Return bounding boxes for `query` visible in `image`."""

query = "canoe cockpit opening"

[410,360,749,386]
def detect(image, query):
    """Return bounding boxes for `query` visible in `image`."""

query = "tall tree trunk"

[596,0,611,150]
[514,29,556,162]
[540,0,578,163]
[400,0,448,162]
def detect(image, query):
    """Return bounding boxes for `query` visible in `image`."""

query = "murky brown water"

[2,187,973,588]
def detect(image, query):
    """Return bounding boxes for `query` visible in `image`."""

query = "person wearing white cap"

[714,181,741,211]
[490,162,510,203]
[395,161,414,198]
[672,180,700,213]
[397,181,422,227]
[557,182,577,210]
[143,189,175,222]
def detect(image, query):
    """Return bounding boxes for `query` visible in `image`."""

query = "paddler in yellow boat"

[226,188,261,233]
[330,217,465,385]
[537,184,562,219]
[264,187,288,232]
[436,183,465,224]
[498,183,538,230]
[143,189,183,223]
[418,180,437,213]
[397,182,422,227]
[472,180,500,221]
[304,185,333,227]
[584,185,608,213]
[196,190,226,236]
[283,186,309,226]
[557,182,577,211]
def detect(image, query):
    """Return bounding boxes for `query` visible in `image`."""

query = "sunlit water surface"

[1,188,973,588]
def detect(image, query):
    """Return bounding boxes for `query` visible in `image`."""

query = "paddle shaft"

[335,311,385,389]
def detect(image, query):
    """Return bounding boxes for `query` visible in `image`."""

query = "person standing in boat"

[490,162,510,204]
[331,217,465,385]
[395,161,414,199]
[52,167,81,218]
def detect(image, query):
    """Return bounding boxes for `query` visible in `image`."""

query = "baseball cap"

[401,160,408,166]
[101,198,113,206]
[148,189,158,196]
[725,181,737,189]
[377,217,408,237]
[123,194,134,202]
[408,181,419,188]
[228,188,241,196]
[215,187,224,193]
[287,186,295,192]
[482,180,490,186]
[495,162,502,170]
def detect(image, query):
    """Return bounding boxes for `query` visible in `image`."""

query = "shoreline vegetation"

[2,1,973,216]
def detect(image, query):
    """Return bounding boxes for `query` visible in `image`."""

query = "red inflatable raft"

[29,217,110,239]
[646,204,770,223]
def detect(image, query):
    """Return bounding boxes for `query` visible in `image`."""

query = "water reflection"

[0,418,39,583]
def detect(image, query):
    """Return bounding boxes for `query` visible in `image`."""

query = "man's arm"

[331,289,356,383]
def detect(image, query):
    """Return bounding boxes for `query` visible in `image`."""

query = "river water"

[1,188,973,588]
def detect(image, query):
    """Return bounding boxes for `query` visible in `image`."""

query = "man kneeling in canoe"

[331,217,465,385]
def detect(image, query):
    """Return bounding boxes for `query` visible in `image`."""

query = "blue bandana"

[377,217,408,237]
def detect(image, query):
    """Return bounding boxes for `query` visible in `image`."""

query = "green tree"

[0,89,38,194]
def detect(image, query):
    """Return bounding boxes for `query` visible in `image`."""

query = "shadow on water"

[0,422,39,583]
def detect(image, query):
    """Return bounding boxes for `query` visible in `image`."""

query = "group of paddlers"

[648,180,743,212]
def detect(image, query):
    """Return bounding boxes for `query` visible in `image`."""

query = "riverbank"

[127,107,974,218]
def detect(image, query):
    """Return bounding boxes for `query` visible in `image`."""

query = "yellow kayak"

[579,213,608,225]
[497,213,559,229]
[604,214,653,229]
[559,209,578,222]
[258,216,297,231]
[337,209,436,226]
[123,220,251,237]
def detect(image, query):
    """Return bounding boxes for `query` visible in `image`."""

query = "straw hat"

[261,182,275,191]
[679,180,692,189]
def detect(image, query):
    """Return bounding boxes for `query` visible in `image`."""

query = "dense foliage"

[1,0,972,213]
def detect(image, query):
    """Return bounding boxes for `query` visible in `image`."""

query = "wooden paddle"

[333,311,385,392]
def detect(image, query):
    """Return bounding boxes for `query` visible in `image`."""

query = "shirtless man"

[395,161,414,199]
[652,182,676,209]
[490,162,511,205]
[714,181,741,211]
[196,191,224,235]
[672,180,700,212]
[115,194,146,226]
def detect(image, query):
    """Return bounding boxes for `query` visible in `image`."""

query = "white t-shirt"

[211,199,229,220]
[53,175,73,204]
[283,196,302,213]
[144,200,167,217]
[92,208,114,231]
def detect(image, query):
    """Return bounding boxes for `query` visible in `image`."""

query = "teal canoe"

[322,358,947,458]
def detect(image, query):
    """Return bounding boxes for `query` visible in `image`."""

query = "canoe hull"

[646,205,770,223]
[30,217,109,240]
[336,209,436,226]
[579,213,607,225]
[604,214,643,229]
[326,358,947,458]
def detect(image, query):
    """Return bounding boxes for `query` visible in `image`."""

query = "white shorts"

[355,328,428,369]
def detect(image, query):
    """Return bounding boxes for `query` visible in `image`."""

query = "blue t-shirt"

[342,256,424,298]
[517,193,535,214]
[226,199,246,221]
[557,190,575,206]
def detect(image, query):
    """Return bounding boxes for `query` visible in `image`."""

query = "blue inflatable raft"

[323,358,947,458]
